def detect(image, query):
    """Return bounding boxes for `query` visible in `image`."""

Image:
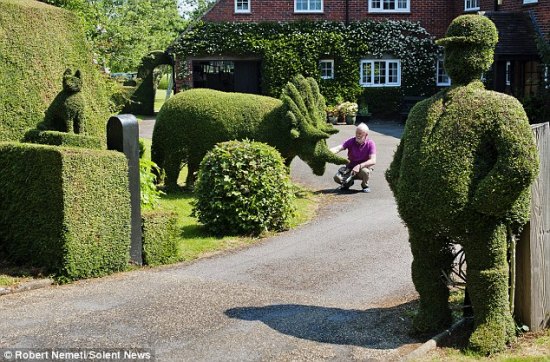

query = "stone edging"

[0,279,53,297]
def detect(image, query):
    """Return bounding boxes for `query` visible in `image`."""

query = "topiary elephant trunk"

[151,75,347,189]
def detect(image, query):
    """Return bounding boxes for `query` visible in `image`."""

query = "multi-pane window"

[319,60,334,79]
[369,0,410,12]
[464,0,480,11]
[360,59,401,87]
[436,58,451,86]
[235,0,250,13]
[295,0,323,12]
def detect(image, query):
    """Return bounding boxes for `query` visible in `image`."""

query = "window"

[436,58,451,86]
[294,0,323,13]
[369,0,410,13]
[235,0,250,13]
[360,59,401,87]
[464,0,480,11]
[319,60,334,79]
[523,0,538,4]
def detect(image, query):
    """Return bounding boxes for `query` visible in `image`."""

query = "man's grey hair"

[357,123,369,133]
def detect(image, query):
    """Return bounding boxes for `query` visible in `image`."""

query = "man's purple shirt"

[342,137,376,169]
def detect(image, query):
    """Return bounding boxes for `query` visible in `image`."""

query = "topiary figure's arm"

[472,101,539,218]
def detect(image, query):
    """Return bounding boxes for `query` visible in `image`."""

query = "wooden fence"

[515,122,550,332]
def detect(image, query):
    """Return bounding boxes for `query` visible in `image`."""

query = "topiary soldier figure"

[386,15,539,354]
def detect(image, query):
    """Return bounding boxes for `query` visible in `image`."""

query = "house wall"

[204,0,457,38]
[204,0,550,41]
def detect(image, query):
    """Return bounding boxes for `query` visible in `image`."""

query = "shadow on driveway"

[225,301,424,349]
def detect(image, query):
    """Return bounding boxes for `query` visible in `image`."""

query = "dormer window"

[465,0,480,11]
[235,0,250,13]
[294,0,323,13]
[368,0,410,13]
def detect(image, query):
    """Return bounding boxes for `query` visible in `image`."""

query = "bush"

[140,157,164,210]
[0,142,131,281]
[193,140,295,236]
[23,129,103,149]
[359,88,403,118]
[142,210,178,266]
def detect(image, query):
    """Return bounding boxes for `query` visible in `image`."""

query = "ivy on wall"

[171,20,440,109]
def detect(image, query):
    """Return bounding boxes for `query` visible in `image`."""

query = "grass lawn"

[141,137,319,262]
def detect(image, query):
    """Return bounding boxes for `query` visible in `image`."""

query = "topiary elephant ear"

[281,75,338,141]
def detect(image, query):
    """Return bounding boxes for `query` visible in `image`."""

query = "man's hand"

[352,164,361,174]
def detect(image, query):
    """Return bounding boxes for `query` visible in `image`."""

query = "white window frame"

[319,59,334,79]
[523,0,538,4]
[464,0,480,11]
[368,0,410,13]
[235,0,251,13]
[360,59,401,87]
[436,58,451,86]
[294,0,323,13]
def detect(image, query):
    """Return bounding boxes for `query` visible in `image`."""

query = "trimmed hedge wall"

[23,129,103,149]
[0,142,131,280]
[0,0,113,142]
[142,210,179,266]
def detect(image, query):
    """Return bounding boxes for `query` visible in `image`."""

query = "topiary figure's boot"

[410,231,454,333]
[467,268,516,354]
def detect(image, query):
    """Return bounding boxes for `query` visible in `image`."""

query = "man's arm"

[330,144,345,154]
[352,154,376,173]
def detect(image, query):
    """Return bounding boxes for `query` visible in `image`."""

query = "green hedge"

[0,142,131,280]
[142,210,178,266]
[0,0,113,142]
[23,129,103,149]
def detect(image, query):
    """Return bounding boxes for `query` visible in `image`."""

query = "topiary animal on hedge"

[151,75,347,189]
[39,68,86,134]
[193,140,295,236]
[385,15,539,355]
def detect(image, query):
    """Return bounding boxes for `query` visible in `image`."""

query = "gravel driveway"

[0,121,423,361]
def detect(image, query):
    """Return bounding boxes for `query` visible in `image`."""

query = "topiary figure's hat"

[436,15,498,48]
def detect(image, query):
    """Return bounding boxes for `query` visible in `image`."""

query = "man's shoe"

[362,186,371,193]
[337,185,349,191]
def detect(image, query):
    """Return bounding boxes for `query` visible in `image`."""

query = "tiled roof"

[484,11,539,57]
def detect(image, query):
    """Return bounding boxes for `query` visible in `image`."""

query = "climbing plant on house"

[171,20,439,111]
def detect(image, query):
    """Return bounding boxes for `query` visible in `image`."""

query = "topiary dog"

[386,15,539,355]
[40,68,86,134]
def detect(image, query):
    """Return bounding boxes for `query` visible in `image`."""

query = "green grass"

[140,137,319,262]
[154,88,172,112]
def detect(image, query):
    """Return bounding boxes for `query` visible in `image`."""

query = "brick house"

[174,0,549,105]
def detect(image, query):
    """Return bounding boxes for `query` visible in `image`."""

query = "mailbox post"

[107,114,142,265]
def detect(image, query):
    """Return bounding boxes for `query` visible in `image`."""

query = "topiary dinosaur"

[151,75,347,189]
[385,15,539,355]
[39,68,86,134]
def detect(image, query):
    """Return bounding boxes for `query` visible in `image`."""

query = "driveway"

[0,121,420,361]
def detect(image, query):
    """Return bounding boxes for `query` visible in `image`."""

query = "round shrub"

[193,140,296,236]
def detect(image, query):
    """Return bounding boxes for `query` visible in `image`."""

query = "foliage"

[0,0,113,142]
[141,210,178,266]
[192,140,296,236]
[151,75,346,189]
[172,20,439,106]
[0,142,131,281]
[359,87,403,117]
[39,0,186,72]
[338,101,358,116]
[140,158,164,210]
[23,130,103,149]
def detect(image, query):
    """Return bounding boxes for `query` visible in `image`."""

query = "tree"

[39,0,186,72]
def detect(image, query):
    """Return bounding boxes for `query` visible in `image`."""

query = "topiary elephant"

[151,75,347,189]
[386,15,539,354]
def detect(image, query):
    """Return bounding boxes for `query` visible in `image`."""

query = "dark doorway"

[192,60,261,94]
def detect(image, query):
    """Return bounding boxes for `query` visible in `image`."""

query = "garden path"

[0,121,423,361]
